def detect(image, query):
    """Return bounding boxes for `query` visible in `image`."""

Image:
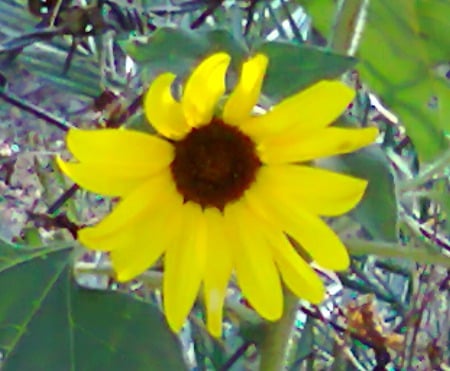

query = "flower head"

[58,52,378,337]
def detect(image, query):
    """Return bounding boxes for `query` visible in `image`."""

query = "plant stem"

[329,0,370,55]
[399,148,450,192]
[259,291,298,371]
[345,238,450,268]
[74,261,163,289]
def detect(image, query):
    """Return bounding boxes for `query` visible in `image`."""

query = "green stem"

[399,148,450,192]
[345,238,450,268]
[329,0,370,55]
[74,261,163,289]
[49,0,64,25]
[259,291,298,371]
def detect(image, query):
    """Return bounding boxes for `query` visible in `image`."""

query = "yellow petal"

[182,52,231,127]
[224,201,283,321]
[57,156,173,198]
[66,128,173,164]
[203,208,233,337]
[144,73,190,139]
[163,202,207,333]
[260,127,378,164]
[240,81,355,142]
[78,170,177,244]
[267,229,325,304]
[109,193,183,281]
[57,157,148,196]
[245,181,350,271]
[255,165,367,216]
[222,54,268,126]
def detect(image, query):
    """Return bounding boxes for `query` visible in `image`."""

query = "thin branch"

[190,0,224,29]
[47,184,79,214]
[0,90,74,132]
[219,342,254,371]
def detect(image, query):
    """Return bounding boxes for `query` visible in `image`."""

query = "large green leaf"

[296,0,335,37]
[345,145,398,242]
[298,0,450,162]
[123,27,355,102]
[121,27,248,78]
[0,243,186,371]
[357,0,450,162]
[123,27,208,71]
[255,42,355,100]
[320,145,398,242]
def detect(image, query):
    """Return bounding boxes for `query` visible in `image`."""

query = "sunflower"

[58,52,377,337]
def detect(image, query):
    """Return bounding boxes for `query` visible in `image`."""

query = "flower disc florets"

[171,118,261,210]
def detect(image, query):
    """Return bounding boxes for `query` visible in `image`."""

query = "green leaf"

[415,1,450,61]
[0,243,187,371]
[123,28,354,101]
[299,0,450,161]
[205,29,248,65]
[123,28,208,72]
[320,145,398,242]
[121,27,248,78]
[357,0,450,162]
[296,0,336,38]
[255,42,356,101]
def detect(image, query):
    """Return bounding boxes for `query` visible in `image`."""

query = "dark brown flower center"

[170,118,261,210]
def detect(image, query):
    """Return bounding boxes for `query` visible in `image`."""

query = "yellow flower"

[58,52,377,337]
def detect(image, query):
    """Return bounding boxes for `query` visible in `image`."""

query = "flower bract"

[58,52,378,337]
